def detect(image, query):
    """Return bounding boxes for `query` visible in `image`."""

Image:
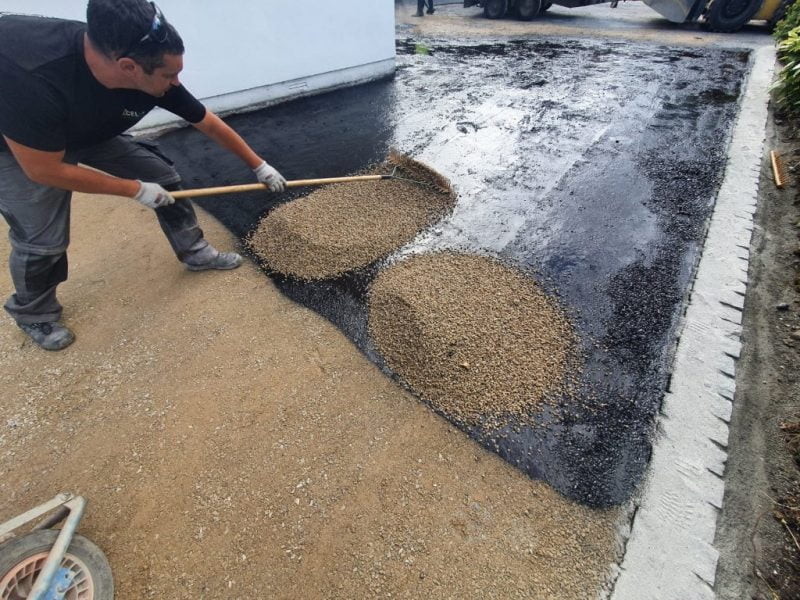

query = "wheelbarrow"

[0,493,113,599]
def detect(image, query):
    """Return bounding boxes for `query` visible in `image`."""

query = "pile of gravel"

[368,252,580,428]
[247,162,455,281]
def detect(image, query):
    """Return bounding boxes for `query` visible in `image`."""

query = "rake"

[171,151,452,199]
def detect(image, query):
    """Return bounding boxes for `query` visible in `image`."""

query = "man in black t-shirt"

[0,0,286,350]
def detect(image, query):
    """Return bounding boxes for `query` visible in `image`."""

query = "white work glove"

[253,160,287,192]
[134,181,175,209]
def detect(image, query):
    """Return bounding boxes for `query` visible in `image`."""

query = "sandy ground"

[0,194,619,599]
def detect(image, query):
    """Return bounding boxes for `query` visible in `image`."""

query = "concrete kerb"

[608,44,775,600]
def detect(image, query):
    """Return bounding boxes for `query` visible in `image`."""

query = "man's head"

[86,0,184,96]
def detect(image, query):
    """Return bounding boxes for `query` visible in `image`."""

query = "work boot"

[184,250,243,271]
[18,321,74,351]
[413,12,424,17]
[427,8,435,13]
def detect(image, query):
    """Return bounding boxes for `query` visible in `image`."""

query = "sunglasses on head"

[119,2,168,59]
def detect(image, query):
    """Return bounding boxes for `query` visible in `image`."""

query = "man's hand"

[253,161,287,192]
[192,112,286,193]
[134,181,175,209]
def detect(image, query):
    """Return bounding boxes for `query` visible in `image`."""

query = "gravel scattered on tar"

[369,252,580,429]
[156,36,750,507]
[247,162,455,280]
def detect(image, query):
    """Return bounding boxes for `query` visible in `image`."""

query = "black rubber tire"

[483,0,509,19]
[0,530,114,599]
[768,0,793,31]
[703,0,763,32]
[541,1,553,11]
[515,0,543,20]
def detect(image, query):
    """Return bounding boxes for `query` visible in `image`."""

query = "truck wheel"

[704,0,763,32]
[483,0,509,19]
[516,0,543,19]
[0,530,114,600]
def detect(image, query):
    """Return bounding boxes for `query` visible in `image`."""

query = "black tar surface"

[156,38,749,507]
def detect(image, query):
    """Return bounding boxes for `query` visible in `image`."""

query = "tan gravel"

[369,252,580,428]
[247,161,455,280]
[0,194,619,599]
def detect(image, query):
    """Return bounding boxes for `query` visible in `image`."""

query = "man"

[0,0,286,351]
[414,0,435,17]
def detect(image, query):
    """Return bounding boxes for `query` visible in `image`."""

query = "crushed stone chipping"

[368,252,581,429]
[247,161,455,281]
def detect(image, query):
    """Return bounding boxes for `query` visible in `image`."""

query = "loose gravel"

[368,252,580,428]
[247,160,455,280]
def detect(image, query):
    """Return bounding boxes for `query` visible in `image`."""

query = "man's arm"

[193,110,286,192]
[4,136,140,197]
[192,111,263,169]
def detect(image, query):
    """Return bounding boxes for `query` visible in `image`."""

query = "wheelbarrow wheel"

[0,529,114,600]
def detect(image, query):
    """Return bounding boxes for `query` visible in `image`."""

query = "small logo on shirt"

[121,109,146,119]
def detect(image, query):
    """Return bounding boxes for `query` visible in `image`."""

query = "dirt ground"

[714,111,800,599]
[0,196,620,598]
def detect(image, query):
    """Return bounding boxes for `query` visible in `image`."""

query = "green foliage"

[773,1,800,114]
[774,0,800,41]
[774,28,800,113]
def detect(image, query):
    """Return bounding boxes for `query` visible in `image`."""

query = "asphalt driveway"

[158,29,754,508]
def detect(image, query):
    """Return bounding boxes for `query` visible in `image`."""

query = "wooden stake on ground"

[771,150,786,189]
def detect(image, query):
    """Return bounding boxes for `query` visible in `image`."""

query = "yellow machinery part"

[754,0,782,21]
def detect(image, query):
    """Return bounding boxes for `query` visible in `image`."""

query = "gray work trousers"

[0,135,211,325]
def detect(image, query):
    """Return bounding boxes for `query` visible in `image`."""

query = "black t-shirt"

[0,14,206,153]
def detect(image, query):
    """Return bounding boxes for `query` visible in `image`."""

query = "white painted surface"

[2,1,396,127]
[642,0,695,22]
[609,45,775,600]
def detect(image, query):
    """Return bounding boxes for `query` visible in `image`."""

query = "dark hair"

[86,0,184,74]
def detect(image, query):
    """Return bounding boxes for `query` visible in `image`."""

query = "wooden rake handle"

[171,174,390,199]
